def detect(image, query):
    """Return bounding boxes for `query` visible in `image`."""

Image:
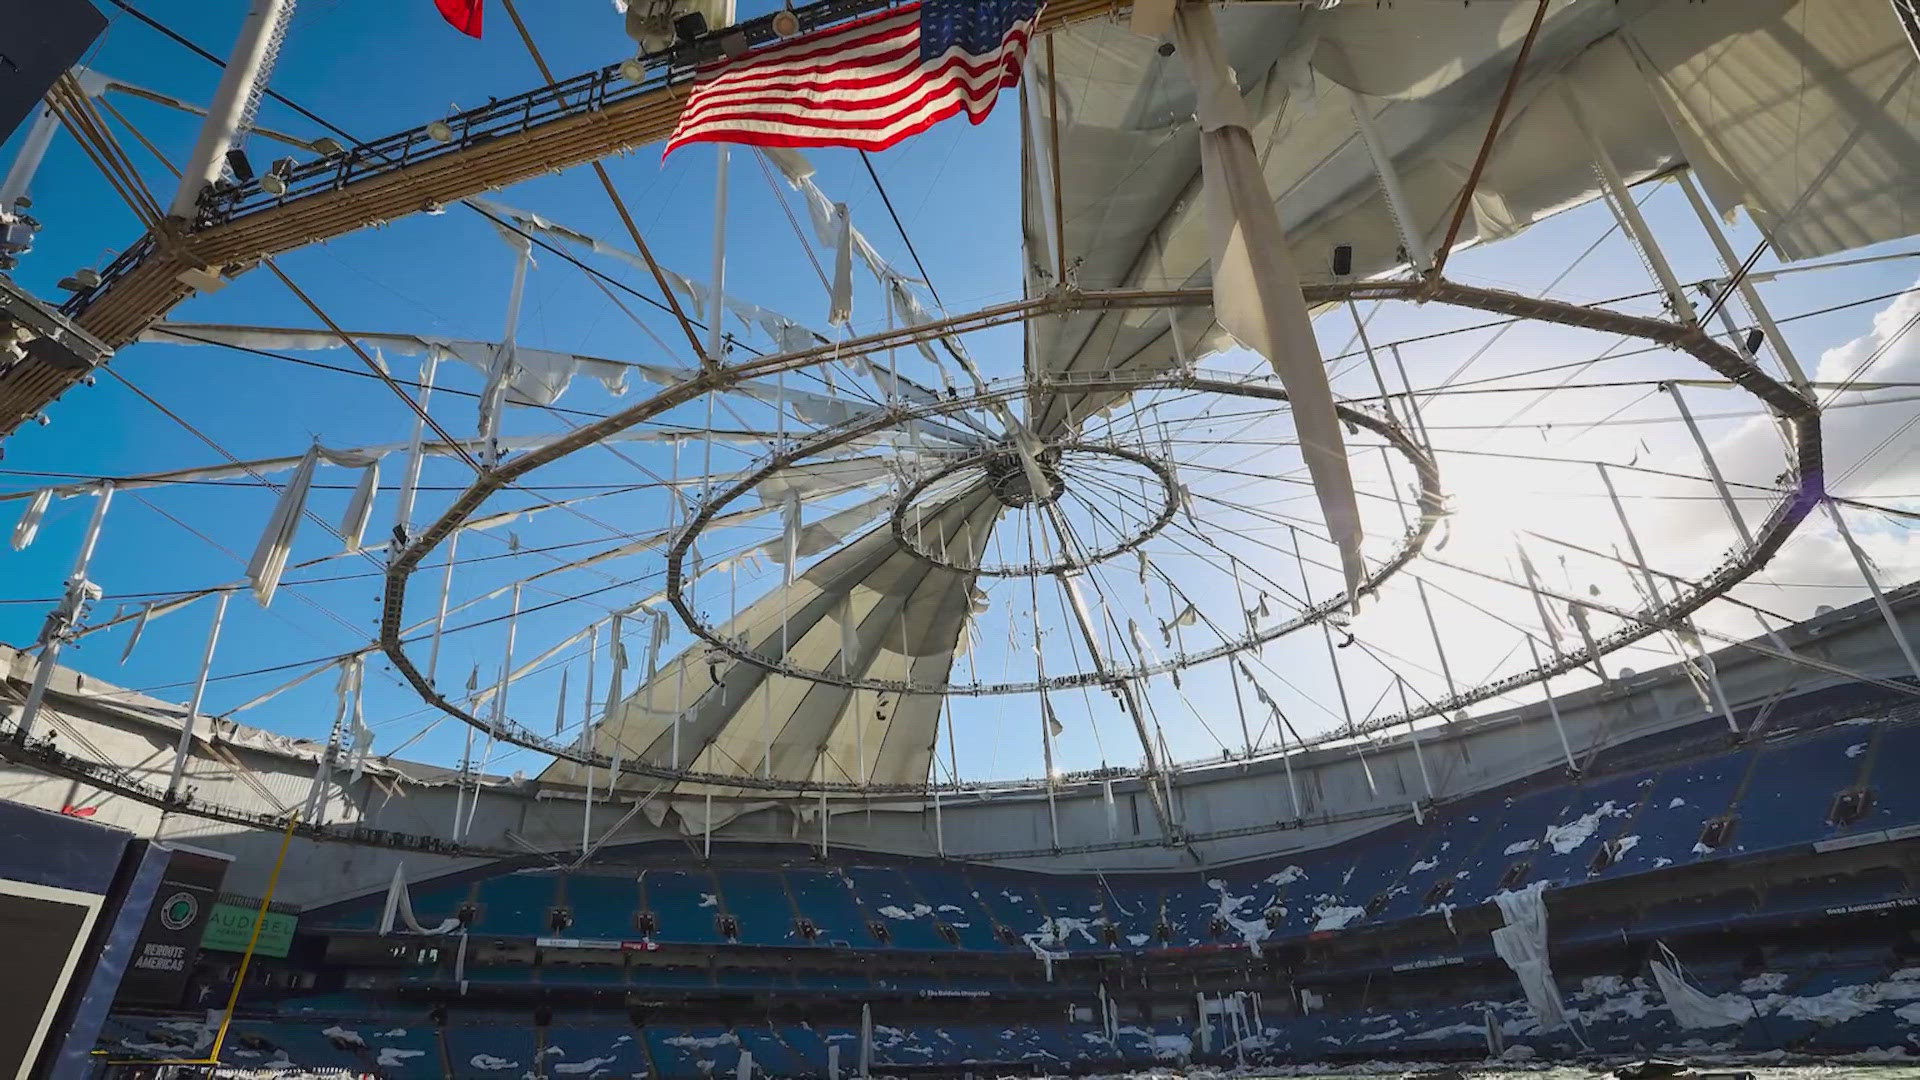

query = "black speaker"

[0,0,107,143]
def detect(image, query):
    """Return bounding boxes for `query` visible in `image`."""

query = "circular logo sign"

[158,891,199,931]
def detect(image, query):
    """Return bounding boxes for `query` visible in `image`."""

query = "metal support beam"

[1891,0,1920,64]
[581,622,597,851]
[707,145,730,366]
[393,349,442,540]
[1667,381,1755,548]
[1673,168,1813,395]
[1524,637,1579,772]
[1345,86,1432,273]
[1,102,61,209]
[14,482,113,743]
[1414,578,1460,703]
[1052,566,1172,834]
[1598,463,1665,607]
[1560,84,1695,323]
[426,531,458,684]
[166,589,232,800]
[1824,499,1920,682]
[169,0,291,219]
[1394,677,1434,799]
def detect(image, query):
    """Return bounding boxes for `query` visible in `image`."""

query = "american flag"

[664,0,1045,156]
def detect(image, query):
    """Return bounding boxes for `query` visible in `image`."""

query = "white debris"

[699,893,718,908]
[554,1057,617,1075]
[1151,1034,1192,1058]
[470,1055,520,1070]
[377,1049,426,1068]
[1206,878,1270,951]
[878,903,932,920]
[1312,904,1367,931]
[1410,857,1439,874]
[1266,865,1306,886]
[1848,742,1868,758]
[666,1034,737,1049]
[1670,797,1687,808]
[1543,801,1628,854]
[1504,838,1539,856]
[322,1026,367,1048]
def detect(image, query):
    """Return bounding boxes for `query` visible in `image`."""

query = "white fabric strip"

[245,444,320,607]
[10,488,51,551]
[1174,2,1363,607]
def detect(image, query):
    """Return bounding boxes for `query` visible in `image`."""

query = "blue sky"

[3,1,1918,787]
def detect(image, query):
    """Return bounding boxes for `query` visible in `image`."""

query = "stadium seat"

[713,869,803,946]
[846,866,955,950]
[1737,726,1873,852]
[783,869,871,947]
[1598,750,1751,879]
[560,872,641,939]
[641,868,730,945]
[470,871,561,935]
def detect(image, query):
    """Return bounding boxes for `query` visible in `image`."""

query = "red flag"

[61,804,97,818]
[435,0,483,37]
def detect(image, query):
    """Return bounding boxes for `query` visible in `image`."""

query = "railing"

[194,0,903,228]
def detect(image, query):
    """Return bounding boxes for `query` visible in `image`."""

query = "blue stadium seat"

[1600,750,1751,879]
[775,1022,842,1068]
[966,869,1054,948]
[714,869,801,946]
[784,869,871,947]
[471,871,560,935]
[1153,871,1220,947]
[544,1026,650,1078]
[894,865,1010,952]
[1737,726,1872,852]
[1865,721,1920,829]
[736,1025,810,1076]
[1448,785,1573,906]
[403,876,475,931]
[1022,876,1108,951]
[847,866,954,950]
[1527,770,1655,887]
[446,1020,542,1078]
[561,872,640,939]
[1314,823,1438,929]
[647,1026,743,1080]
[1097,876,1168,947]
[642,868,728,944]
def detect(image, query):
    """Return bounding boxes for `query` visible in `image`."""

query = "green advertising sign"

[200,902,298,959]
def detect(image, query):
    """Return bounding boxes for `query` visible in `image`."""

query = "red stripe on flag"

[663,1,1040,157]
[672,50,1029,147]
[676,37,1029,123]
[436,0,483,38]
